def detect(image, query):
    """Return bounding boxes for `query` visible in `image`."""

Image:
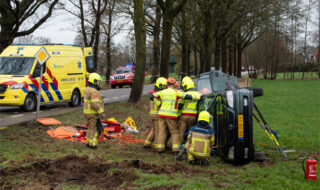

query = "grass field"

[0,79,319,189]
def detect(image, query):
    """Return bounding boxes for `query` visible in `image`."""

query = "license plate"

[118,80,123,83]
[238,114,244,139]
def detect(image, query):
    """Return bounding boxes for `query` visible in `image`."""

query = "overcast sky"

[31,1,318,46]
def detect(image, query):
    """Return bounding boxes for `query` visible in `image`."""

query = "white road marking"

[50,108,59,111]
[121,95,126,97]
[104,99,109,101]
[14,112,19,114]
[32,111,43,114]
[12,115,23,118]
[112,97,118,99]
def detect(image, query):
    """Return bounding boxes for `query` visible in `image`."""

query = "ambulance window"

[0,57,34,75]
[32,62,46,78]
[85,56,94,73]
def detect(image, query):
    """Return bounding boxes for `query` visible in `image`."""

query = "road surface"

[0,84,154,127]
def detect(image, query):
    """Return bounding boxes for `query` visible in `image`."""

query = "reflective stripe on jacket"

[180,91,201,116]
[153,88,184,119]
[149,90,160,116]
[83,86,104,115]
[187,130,214,157]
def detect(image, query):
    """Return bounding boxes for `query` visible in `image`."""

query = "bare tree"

[0,0,59,52]
[128,0,146,103]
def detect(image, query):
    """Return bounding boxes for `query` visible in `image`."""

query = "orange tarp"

[37,118,62,126]
[47,126,86,142]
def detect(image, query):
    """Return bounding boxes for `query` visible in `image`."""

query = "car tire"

[251,88,263,97]
[69,90,81,107]
[22,93,37,112]
[119,85,123,88]
[111,85,116,89]
[129,84,132,88]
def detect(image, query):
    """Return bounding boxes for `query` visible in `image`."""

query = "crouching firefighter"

[83,73,105,149]
[186,111,214,165]
[144,77,167,148]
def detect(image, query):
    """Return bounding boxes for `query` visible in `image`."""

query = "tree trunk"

[159,15,174,77]
[105,19,112,85]
[194,45,198,76]
[228,46,233,75]
[151,3,161,83]
[199,46,206,74]
[0,32,14,53]
[187,44,191,75]
[181,7,187,75]
[233,46,237,76]
[221,35,227,73]
[237,48,242,78]
[128,0,146,103]
[214,38,220,70]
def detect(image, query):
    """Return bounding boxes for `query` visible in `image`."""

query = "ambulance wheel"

[111,85,116,89]
[69,90,81,107]
[22,93,37,112]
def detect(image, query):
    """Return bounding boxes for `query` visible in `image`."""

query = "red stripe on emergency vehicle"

[46,68,59,88]
[29,74,39,90]
[0,80,18,85]
[23,82,29,91]
[42,76,49,89]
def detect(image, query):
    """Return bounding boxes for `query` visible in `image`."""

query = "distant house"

[311,50,319,64]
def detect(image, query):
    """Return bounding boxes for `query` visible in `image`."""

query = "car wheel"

[69,90,81,107]
[129,84,133,88]
[111,85,116,89]
[22,93,37,112]
[119,85,123,88]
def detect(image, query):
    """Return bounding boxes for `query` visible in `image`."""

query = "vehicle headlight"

[226,90,234,108]
[10,83,24,89]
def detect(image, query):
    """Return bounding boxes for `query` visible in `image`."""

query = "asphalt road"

[0,84,154,127]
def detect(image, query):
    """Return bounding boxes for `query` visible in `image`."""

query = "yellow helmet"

[198,111,211,123]
[182,76,192,85]
[155,77,167,89]
[182,79,195,91]
[88,73,101,85]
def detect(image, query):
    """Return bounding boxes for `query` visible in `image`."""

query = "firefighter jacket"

[186,122,214,157]
[152,87,185,119]
[178,90,201,116]
[83,85,104,116]
[149,90,161,117]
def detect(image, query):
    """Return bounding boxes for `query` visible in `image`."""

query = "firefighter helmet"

[88,73,101,85]
[155,77,167,89]
[182,79,195,91]
[198,111,211,123]
[167,77,176,85]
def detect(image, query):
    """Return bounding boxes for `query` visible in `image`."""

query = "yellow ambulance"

[0,44,94,111]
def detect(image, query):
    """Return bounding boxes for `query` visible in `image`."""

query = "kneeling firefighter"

[186,111,214,165]
[83,73,105,149]
[144,77,167,148]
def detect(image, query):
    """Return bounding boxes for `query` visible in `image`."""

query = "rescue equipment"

[302,155,318,181]
[37,118,62,126]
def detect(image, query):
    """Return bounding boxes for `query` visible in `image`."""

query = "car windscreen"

[197,75,213,94]
[0,57,35,75]
[114,68,131,74]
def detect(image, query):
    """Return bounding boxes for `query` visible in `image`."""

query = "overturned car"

[196,69,285,165]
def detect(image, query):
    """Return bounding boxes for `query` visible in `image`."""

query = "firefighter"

[186,111,214,165]
[144,77,167,148]
[83,73,105,149]
[151,77,183,153]
[178,78,201,143]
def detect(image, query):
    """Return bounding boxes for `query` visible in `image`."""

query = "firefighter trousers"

[157,117,180,152]
[186,145,209,162]
[144,115,159,148]
[178,115,196,143]
[85,114,98,147]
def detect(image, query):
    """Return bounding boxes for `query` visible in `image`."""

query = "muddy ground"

[0,155,211,190]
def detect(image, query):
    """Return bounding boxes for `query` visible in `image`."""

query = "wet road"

[0,84,154,127]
